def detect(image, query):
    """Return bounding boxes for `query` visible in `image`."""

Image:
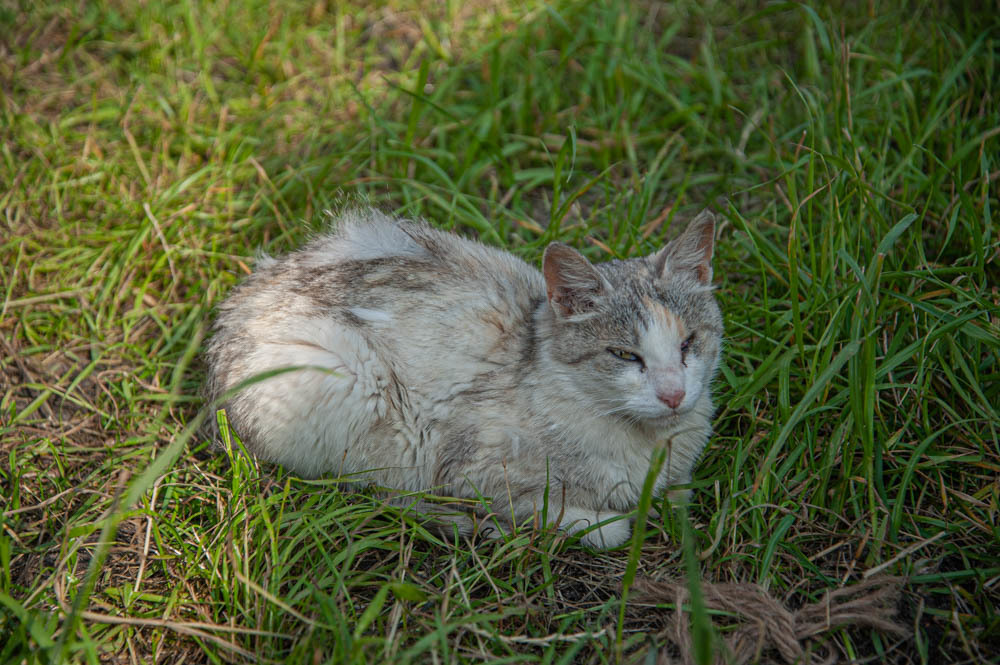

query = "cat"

[203,207,722,548]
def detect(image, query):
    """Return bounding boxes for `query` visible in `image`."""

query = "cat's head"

[541,211,722,428]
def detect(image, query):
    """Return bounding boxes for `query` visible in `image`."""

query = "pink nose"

[657,389,685,409]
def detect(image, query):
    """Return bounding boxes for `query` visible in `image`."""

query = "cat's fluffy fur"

[204,208,722,548]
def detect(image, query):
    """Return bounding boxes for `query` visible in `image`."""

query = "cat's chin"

[638,409,694,430]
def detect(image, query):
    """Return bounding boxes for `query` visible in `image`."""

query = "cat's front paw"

[560,507,631,549]
[666,487,693,505]
[580,519,632,549]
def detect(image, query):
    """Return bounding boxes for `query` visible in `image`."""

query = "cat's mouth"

[613,407,689,430]
[647,411,688,427]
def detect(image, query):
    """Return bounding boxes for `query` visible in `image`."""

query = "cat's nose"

[657,388,685,409]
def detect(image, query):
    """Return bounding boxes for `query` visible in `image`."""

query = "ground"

[1,1,998,663]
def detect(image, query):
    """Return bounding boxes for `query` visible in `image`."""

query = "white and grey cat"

[204,208,722,548]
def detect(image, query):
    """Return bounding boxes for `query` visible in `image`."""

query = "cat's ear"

[654,210,716,284]
[543,243,607,317]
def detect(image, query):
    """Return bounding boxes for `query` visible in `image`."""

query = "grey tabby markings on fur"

[204,207,723,548]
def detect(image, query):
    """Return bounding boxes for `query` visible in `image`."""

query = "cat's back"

[208,209,543,409]
[278,209,542,356]
[312,208,539,300]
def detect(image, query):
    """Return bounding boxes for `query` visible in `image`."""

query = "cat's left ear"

[653,210,716,284]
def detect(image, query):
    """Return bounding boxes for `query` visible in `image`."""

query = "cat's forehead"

[639,295,687,338]
[594,258,665,300]
[594,257,716,331]
[597,256,657,282]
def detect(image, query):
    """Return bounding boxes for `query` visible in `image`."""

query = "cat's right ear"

[543,243,607,318]
[654,210,716,285]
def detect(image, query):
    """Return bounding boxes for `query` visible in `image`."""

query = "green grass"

[2,0,998,662]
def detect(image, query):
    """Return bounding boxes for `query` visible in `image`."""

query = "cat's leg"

[666,487,693,504]
[453,490,630,547]
[227,324,395,478]
[491,488,632,548]
[484,504,629,548]
[389,494,514,542]
[662,448,698,504]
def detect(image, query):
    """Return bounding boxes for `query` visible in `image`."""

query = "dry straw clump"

[632,576,907,665]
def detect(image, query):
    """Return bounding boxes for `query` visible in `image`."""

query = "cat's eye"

[607,347,642,363]
[680,334,695,358]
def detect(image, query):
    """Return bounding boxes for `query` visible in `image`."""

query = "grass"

[1,0,998,662]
